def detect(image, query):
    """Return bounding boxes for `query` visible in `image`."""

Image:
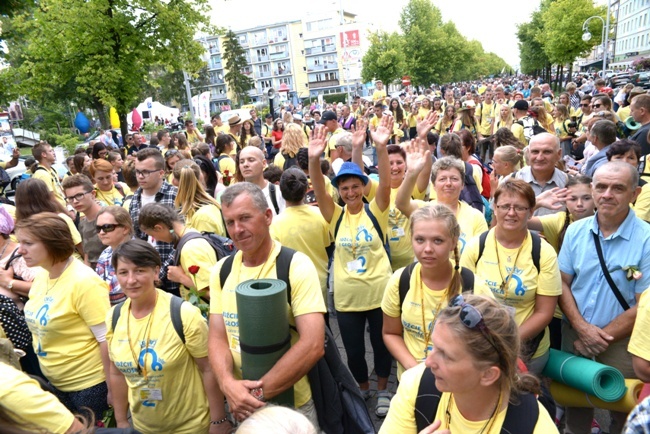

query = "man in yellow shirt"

[31,142,66,208]
[228,115,244,148]
[372,80,387,103]
[208,182,326,426]
[211,114,229,135]
[184,119,204,144]
[476,90,497,138]
[320,110,345,162]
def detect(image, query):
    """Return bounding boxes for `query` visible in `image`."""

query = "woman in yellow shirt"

[460,179,561,375]
[89,159,132,207]
[164,149,182,184]
[434,105,456,137]
[139,203,218,302]
[381,294,558,433]
[432,98,444,116]
[418,97,432,121]
[382,204,484,379]
[107,239,228,434]
[308,117,393,416]
[173,159,225,236]
[491,104,514,135]
[274,123,304,169]
[16,212,111,421]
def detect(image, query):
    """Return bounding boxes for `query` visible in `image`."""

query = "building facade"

[611,0,650,68]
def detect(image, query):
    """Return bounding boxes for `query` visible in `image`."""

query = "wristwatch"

[250,387,265,402]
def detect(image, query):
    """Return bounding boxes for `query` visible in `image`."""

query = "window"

[256,48,267,57]
[279,77,291,85]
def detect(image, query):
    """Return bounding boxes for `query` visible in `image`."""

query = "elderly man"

[559,161,650,434]
[515,133,567,216]
[238,146,285,215]
[208,182,326,426]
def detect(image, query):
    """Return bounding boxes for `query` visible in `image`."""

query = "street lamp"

[582,0,611,74]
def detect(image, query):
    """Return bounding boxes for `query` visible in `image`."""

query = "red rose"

[224,170,230,175]
[188,265,200,275]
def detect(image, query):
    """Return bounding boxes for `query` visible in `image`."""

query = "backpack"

[173,231,236,267]
[282,152,298,170]
[469,156,491,199]
[112,295,186,343]
[304,177,318,207]
[333,203,390,260]
[459,162,485,213]
[514,117,546,144]
[219,247,376,434]
[414,367,539,433]
[398,262,475,311]
[213,155,229,173]
[268,183,281,215]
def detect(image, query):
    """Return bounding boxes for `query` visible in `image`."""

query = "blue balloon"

[74,111,91,133]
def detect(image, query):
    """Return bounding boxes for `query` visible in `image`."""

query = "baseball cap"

[318,110,338,124]
[513,100,529,111]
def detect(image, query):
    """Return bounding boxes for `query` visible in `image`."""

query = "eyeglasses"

[96,223,122,233]
[449,294,499,353]
[580,103,590,107]
[165,149,179,158]
[64,191,92,203]
[127,137,134,141]
[135,169,161,178]
[592,104,602,108]
[495,204,530,213]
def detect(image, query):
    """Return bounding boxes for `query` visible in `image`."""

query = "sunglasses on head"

[449,294,500,353]
[165,149,179,158]
[96,223,122,233]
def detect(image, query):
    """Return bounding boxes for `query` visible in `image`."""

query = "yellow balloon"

[110,107,121,129]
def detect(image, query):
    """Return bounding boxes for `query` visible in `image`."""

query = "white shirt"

[262,181,286,216]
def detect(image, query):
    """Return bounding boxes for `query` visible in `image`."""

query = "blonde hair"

[498,104,513,128]
[554,103,570,122]
[280,123,304,158]
[236,405,317,434]
[173,159,220,221]
[410,204,462,305]
[494,145,523,170]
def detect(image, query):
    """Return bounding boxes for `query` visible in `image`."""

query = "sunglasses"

[96,223,122,233]
[580,103,590,107]
[165,149,180,158]
[592,104,602,108]
[449,294,500,353]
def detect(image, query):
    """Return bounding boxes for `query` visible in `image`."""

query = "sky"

[208,0,542,68]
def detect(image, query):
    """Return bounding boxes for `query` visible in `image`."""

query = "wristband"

[211,417,228,425]
[251,387,265,402]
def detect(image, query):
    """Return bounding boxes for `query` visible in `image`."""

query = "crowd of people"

[3,74,650,434]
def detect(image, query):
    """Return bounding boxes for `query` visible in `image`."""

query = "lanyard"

[127,292,158,382]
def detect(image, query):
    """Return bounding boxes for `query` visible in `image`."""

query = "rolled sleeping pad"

[550,379,644,413]
[236,279,294,406]
[542,349,626,402]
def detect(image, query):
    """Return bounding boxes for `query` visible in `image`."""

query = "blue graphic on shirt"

[511,274,525,296]
[139,348,163,372]
[36,304,50,326]
[357,255,367,273]
[356,228,372,242]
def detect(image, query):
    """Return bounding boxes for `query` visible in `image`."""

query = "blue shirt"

[584,145,612,178]
[558,210,650,328]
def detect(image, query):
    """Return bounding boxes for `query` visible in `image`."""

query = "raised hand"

[404,137,430,177]
[351,118,368,150]
[535,187,569,211]
[370,114,394,147]
[308,125,328,159]
[417,110,438,138]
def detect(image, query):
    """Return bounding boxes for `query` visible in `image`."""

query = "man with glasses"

[61,175,104,270]
[559,161,650,434]
[129,148,179,295]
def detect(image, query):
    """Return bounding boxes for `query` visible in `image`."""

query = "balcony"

[247,89,259,97]
[275,69,291,76]
[305,44,336,56]
[209,61,223,70]
[308,79,340,88]
[252,55,270,63]
[251,37,268,47]
[239,39,249,48]
[208,46,220,54]
[257,70,272,78]
[268,36,289,44]
[209,77,225,85]
[307,63,338,72]
[270,50,290,60]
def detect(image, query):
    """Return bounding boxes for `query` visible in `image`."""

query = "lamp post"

[582,0,611,74]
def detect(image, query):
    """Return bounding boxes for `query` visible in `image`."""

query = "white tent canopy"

[127,98,180,126]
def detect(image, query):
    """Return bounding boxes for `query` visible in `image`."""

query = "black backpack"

[282,152,299,170]
[514,117,546,143]
[112,295,186,343]
[219,247,376,434]
[414,367,539,433]
[173,231,236,267]
[459,162,485,213]
[398,262,474,311]
[212,155,230,173]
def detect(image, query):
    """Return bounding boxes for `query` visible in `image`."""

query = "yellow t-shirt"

[459,230,561,359]
[187,204,225,236]
[95,183,133,207]
[435,118,454,136]
[179,231,218,299]
[209,241,326,408]
[617,106,631,122]
[408,113,418,128]
[106,289,210,434]
[476,102,498,136]
[215,125,230,135]
[186,129,202,144]
[217,155,236,177]
[330,200,392,312]
[57,212,83,261]
[24,259,110,391]
[511,122,527,146]
[418,108,431,121]
[373,89,387,102]
[32,165,66,208]
[326,127,346,161]
[633,182,650,223]
[0,361,76,434]
[413,201,488,255]
[388,186,422,271]
[629,290,650,361]
[381,264,493,378]
[538,211,572,254]
[270,204,332,303]
[379,363,559,434]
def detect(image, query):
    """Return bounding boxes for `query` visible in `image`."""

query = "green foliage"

[517,13,551,75]
[361,31,405,86]
[222,29,254,107]
[44,132,84,154]
[5,0,213,139]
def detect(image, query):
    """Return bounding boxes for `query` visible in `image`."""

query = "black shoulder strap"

[592,231,631,311]
[268,183,280,214]
[114,183,126,197]
[276,246,296,303]
[219,254,236,289]
[4,248,21,271]
[111,302,124,332]
[476,231,489,267]
[502,393,539,434]
[398,262,418,308]
[415,368,441,432]
[460,267,474,292]
[363,203,387,251]
[333,207,346,240]
[173,231,204,266]
[530,231,541,274]
[169,295,185,344]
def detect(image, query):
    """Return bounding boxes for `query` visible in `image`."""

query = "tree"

[141,66,210,107]
[6,0,211,139]
[222,29,254,107]
[360,31,405,86]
